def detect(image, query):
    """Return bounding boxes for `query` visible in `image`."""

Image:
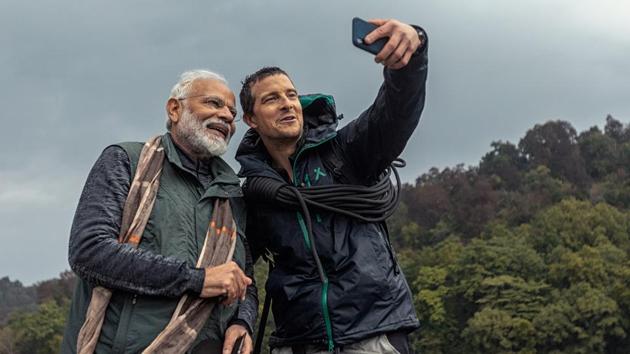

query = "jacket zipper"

[378,228,400,275]
[111,294,137,353]
[292,136,336,352]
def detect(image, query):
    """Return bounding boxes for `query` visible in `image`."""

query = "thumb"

[364,19,391,44]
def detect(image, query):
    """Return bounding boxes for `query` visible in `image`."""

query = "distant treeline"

[390,115,630,353]
[2,116,630,353]
[0,272,75,353]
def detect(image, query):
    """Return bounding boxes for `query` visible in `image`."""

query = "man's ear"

[166,98,182,126]
[243,113,258,129]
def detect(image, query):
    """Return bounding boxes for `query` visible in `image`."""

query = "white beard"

[175,109,231,159]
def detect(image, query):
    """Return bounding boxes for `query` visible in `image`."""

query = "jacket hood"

[236,94,341,178]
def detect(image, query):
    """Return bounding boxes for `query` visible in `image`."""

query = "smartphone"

[352,17,388,55]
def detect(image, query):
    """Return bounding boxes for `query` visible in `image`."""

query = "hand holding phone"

[352,17,387,55]
[352,18,423,69]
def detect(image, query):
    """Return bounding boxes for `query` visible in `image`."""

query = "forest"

[1,116,629,353]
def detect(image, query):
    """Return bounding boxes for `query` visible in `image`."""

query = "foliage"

[396,116,630,353]
[5,300,69,354]
[0,273,75,354]
[0,278,35,326]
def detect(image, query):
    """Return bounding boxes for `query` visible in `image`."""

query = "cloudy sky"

[1,0,629,284]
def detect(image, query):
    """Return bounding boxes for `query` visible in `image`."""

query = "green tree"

[413,266,458,353]
[0,326,17,354]
[577,126,619,179]
[7,300,68,354]
[463,307,536,354]
[604,115,625,144]
[519,120,590,188]
[0,277,36,325]
[602,173,630,209]
[533,283,625,354]
[479,141,526,190]
[525,198,630,255]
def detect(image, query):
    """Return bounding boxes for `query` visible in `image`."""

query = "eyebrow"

[260,88,298,100]
[206,95,237,112]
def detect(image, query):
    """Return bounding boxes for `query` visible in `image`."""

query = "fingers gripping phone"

[352,17,387,55]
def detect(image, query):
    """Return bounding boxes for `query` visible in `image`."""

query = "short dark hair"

[240,66,291,117]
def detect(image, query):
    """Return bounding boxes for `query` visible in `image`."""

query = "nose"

[279,95,294,111]
[217,105,235,123]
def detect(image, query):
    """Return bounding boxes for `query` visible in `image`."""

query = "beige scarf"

[76,136,238,354]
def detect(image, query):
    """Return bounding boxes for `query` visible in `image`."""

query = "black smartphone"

[231,335,244,354]
[352,17,388,55]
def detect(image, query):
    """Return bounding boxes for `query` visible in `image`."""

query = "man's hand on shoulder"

[364,18,423,70]
[222,324,252,354]
[200,261,252,305]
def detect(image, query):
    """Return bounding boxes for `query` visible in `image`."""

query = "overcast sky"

[1,0,629,284]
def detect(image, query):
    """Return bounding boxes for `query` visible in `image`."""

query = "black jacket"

[236,36,428,349]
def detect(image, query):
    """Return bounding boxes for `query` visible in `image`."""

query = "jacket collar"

[161,133,241,189]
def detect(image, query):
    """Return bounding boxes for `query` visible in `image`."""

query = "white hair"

[166,69,228,130]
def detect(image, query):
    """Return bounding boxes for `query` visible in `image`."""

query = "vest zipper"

[111,293,137,354]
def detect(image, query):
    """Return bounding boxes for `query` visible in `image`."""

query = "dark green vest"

[64,135,247,354]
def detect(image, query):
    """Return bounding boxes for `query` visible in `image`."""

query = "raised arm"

[335,19,428,182]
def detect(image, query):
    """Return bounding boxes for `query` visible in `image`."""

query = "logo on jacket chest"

[301,166,329,187]
[298,164,332,224]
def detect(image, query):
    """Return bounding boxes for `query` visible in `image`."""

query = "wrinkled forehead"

[190,79,236,103]
[251,74,296,99]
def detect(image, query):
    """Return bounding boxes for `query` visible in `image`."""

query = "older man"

[236,19,427,353]
[61,70,257,354]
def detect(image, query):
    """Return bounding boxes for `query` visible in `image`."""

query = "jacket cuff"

[411,25,428,56]
[189,268,206,295]
[227,318,254,335]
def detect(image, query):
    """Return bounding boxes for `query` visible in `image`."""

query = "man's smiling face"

[169,78,237,158]
[245,74,303,144]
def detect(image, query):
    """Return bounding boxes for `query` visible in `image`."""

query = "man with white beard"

[61,70,257,354]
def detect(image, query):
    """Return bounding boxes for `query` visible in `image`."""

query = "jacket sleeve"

[68,145,205,297]
[334,27,428,182]
[228,237,259,335]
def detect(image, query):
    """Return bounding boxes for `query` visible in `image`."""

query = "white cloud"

[568,1,630,41]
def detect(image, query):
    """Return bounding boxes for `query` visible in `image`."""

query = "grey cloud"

[1,0,629,283]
